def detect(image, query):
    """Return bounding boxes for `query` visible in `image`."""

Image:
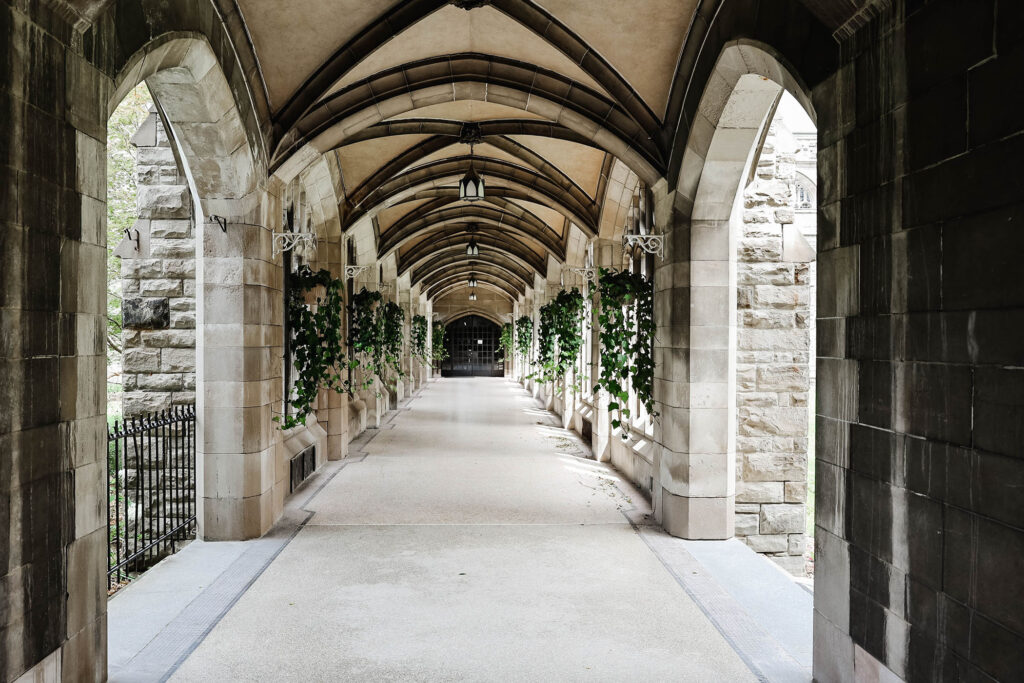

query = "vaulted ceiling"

[205,0,838,305]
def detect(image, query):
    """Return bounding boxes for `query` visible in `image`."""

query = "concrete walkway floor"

[110,378,812,682]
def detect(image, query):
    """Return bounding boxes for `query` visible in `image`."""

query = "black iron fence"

[107,405,196,592]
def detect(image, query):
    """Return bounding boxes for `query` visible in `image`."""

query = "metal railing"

[107,405,196,592]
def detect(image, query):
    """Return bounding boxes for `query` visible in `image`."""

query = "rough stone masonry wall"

[734,123,815,573]
[119,110,196,417]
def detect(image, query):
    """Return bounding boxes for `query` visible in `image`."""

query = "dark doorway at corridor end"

[442,315,504,377]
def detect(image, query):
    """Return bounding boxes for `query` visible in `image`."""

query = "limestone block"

[759,504,804,534]
[122,348,160,372]
[738,263,794,286]
[785,481,807,503]
[161,348,195,372]
[122,297,169,329]
[141,329,195,348]
[743,209,770,223]
[137,165,161,184]
[170,297,195,312]
[150,219,192,239]
[756,365,809,391]
[752,286,810,309]
[123,375,137,391]
[140,279,182,297]
[743,452,807,482]
[737,481,784,503]
[745,534,789,553]
[183,373,196,390]
[138,185,190,219]
[151,239,195,259]
[741,310,796,329]
[136,146,175,167]
[737,392,778,407]
[163,258,196,277]
[736,435,774,453]
[788,533,805,554]
[171,391,196,404]
[739,328,809,352]
[123,391,172,416]
[735,513,759,536]
[138,373,183,391]
[736,367,757,391]
[736,503,761,514]
[171,311,196,329]
[739,238,783,262]
[121,258,163,279]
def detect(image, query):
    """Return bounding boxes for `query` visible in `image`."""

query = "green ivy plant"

[278,265,346,430]
[498,322,514,362]
[379,301,405,381]
[411,314,429,366]
[514,315,533,369]
[593,267,657,435]
[430,321,449,366]
[349,287,384,391]
[532,288,587,390]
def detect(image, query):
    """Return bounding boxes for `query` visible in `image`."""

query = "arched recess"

[656,42,814,543]
[109,35,275,544]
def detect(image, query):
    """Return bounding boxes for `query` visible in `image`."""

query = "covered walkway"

[110,379,810,682]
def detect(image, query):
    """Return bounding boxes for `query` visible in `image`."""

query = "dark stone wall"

[0,1,269,680]
[1,4,82,680]
[814,0,1024,680]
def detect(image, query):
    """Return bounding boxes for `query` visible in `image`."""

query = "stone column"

[652,181,735,539]
[196,208,279,540]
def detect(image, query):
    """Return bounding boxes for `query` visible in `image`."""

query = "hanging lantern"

[468,273,478,288]
[466,237,479,256]
[469,291,477,301]
[459,142,485,201]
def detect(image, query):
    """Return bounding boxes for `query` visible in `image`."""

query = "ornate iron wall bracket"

[623,234,664,259]
[345,265,370,280]
[272,232,317,259]
[566,267,598,284]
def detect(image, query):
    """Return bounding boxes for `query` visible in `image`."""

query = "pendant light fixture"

[465,223,480,256]
[459,126,485,202]
[469,291,477,301]
[468,272,478,288]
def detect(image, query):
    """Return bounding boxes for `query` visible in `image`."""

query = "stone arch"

[108,34,285,544]
[655,42,815,542]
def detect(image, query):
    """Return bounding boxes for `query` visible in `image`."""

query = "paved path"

[112,378,812,681]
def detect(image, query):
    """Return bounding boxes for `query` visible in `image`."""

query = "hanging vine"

[349,287,384,391]
[278,265,346,430]
[431,321,449,366]
[411,314,429,366]
[515,315,533,369]
[498,322,514,362]
[533,288,587,389]
[593,267,657,434]
[379,301,405,380]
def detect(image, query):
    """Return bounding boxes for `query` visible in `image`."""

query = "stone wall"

[734,120,816,573]
[118,109,196,418]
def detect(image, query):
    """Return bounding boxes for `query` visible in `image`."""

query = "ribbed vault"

[208,0,834,315]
